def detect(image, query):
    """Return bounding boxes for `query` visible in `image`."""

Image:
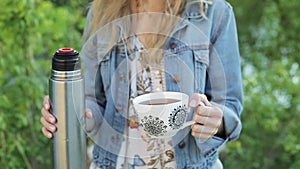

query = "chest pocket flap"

[193,48,209,66]
[193,47,209,93]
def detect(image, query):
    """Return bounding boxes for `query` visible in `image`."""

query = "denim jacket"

[81,0,243,168]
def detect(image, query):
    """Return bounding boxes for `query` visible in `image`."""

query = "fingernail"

[50,126,56,132]
[49,117,55,123]
[44,103,49,109]
[86,111,92,119]
[189,99,196,107]
[48,133,52,138]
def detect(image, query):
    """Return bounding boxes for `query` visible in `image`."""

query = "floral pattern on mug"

[168,105,188,130]
[140,115,168,137]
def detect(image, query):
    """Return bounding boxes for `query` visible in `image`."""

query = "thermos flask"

[49,48,86,169]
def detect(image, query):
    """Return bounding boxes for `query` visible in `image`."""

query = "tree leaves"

[222,0,300,169]
[0,0,89,168]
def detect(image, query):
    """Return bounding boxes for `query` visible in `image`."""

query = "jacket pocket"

[193,49,209,94]
[164,47,194,93]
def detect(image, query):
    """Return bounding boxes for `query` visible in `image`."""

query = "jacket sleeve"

[196,2,243,155]
[81,9,105,137]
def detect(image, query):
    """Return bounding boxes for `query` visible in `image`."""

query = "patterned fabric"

[115,36,176,169]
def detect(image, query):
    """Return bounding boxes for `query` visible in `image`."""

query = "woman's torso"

[84,0,235,168]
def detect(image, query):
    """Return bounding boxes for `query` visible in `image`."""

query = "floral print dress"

[115,36,177,169]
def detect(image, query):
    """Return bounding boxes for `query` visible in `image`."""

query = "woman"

[41,0,243,168]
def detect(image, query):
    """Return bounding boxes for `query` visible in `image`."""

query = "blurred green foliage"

[0,0,299,168]
[0,0,88,168]
[221,0,300,169]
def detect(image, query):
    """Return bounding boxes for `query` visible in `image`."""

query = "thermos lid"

[52,48,80,71]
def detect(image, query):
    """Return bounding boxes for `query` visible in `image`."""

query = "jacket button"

[111,136,115,142]
[172,76,180,83]
[170,43,177,49]
[179,141,185,149]
[119,75,126,81]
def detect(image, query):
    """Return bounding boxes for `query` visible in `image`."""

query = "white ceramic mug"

[132,92,194,138]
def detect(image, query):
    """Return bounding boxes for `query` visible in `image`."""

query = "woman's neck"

[129,0,175,50]
[130,0,165,14]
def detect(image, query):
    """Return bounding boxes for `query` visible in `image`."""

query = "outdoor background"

[0,0,299,168]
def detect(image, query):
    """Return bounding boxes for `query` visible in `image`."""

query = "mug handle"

[179,120,194,130]
[179,120,208,143]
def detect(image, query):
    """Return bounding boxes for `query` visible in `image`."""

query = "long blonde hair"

[84,0,210,63]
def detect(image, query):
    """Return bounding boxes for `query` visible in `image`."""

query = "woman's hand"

[189,93,224,140]
[40,96,56,138]
[40,95,93,138]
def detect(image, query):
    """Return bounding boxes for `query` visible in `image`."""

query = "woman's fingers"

[41,114,56,139]
[43,95,51,110]
[196,105,223,118]
[42,127,53,138]
[191,124,218,139]
[41,95,56,124]
[193,114,221,128]
[41,107,56,124]
[41,95,57,138]
[189,93,211,108]
[191,103,223,140]
[40,116,57,133]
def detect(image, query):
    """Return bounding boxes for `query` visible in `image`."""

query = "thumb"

[189,93,211,108]
[83,108,95,132]
[85,109,93,119]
